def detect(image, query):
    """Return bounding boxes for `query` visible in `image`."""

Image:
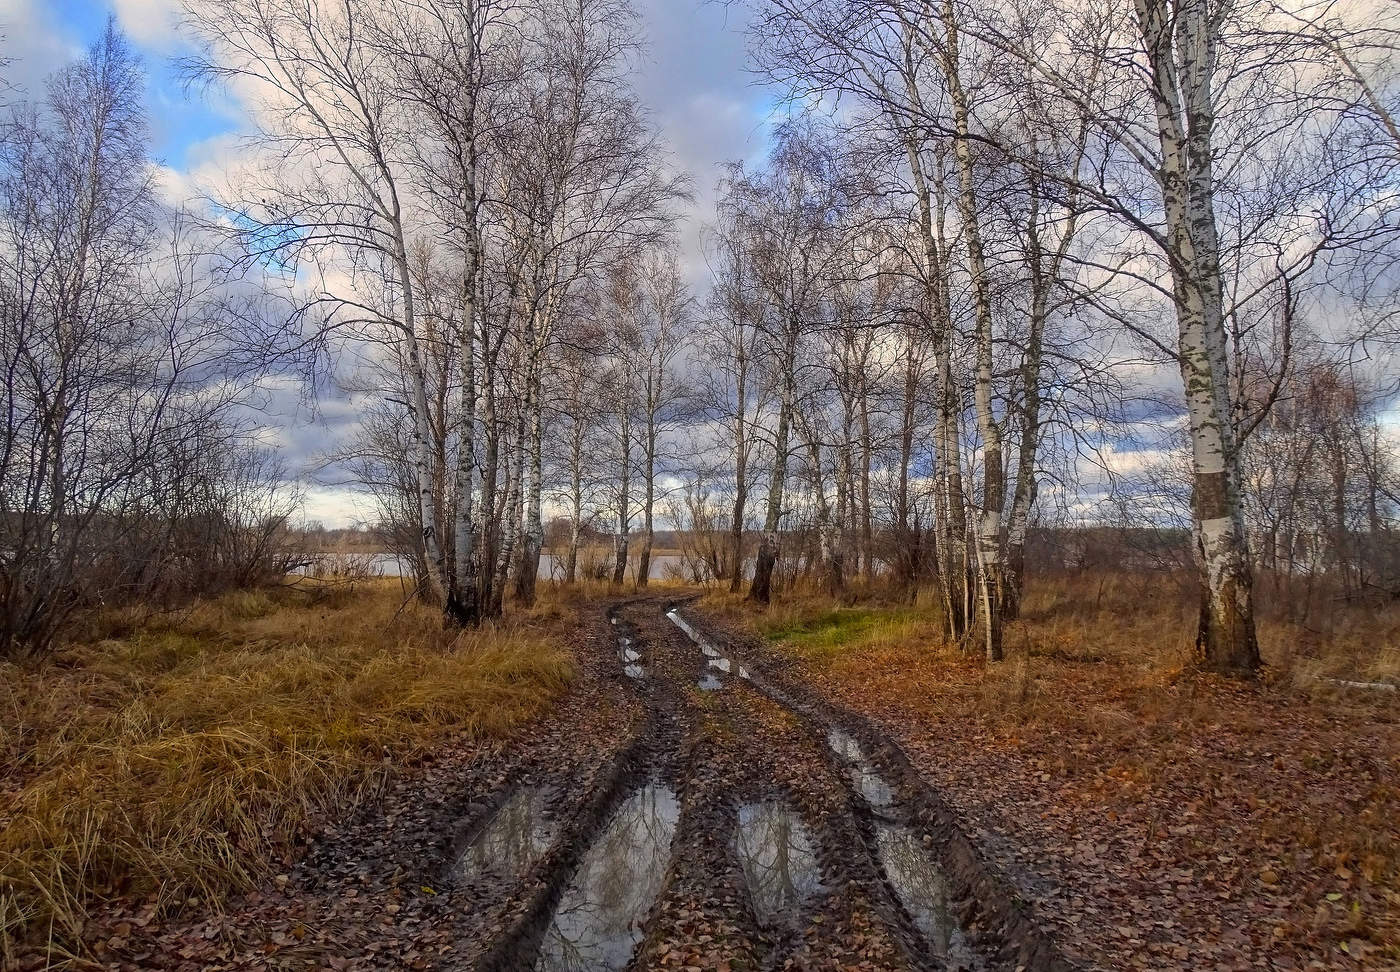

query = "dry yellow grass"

[0,580,575,954]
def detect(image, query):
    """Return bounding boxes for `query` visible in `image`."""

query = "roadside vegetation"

[707,572,1400,966]
[0,579,575,959]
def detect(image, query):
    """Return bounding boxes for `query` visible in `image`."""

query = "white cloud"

[299,486,372,528]
[0,0,83,93]
[111,0,182,51]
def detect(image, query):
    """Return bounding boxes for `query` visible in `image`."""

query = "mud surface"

[98,594,1072,971]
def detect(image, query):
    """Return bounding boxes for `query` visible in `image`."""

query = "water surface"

[875,824,983,968]
[456,787,555,884]
[535,783,679,971]
[734,801,823,925]
[826,728,894,808]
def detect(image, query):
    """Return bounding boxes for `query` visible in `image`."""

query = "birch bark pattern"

[939,0,1006,661]
[1136,0,1260,673]
[749,313,798,604]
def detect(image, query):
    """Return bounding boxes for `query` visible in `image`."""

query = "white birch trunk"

[939,0,1005,661]
[1136,0,1260,672]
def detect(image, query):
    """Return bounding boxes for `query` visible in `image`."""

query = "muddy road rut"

[447,595,1073,972]
[132,594,1074,971]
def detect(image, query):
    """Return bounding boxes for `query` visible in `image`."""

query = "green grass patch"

[760,604,942,665]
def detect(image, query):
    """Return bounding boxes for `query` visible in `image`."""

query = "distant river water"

[297,551,696,582]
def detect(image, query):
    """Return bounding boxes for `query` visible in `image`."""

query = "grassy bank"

[708,572,1400,967]
[0,580,574,956]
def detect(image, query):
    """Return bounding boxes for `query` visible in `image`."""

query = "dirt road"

[457,595,1071,971]
[118,594,1072,971]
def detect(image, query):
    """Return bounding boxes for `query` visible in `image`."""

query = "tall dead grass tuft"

[0,581,573,951]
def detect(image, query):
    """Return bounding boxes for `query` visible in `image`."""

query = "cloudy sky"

[6,0,776,525]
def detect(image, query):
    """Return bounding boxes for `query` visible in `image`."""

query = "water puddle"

[456,787,556,884]
[734,801,823,925]
[827,728,893,808]
[876,824,983,968]
[617,635,645,679]
[668,609,750,686]
[535,783,679,971]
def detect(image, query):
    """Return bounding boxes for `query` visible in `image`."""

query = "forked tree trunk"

[899,82,969,642]
[940,0,1005,661]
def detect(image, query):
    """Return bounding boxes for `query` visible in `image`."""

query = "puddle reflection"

[876,824,984,968]
[734,802,823,925]
[668,610,749,687]
[535,783,679,971]
[618,633,644,678]
[826,729,893,808]
[456,787,555,884]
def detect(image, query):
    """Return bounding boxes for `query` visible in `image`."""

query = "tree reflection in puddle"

[734,801,823,926]
[535,783,679,971]
[456,787,556,884]
[826,728,894,808]
[875,824,984,969]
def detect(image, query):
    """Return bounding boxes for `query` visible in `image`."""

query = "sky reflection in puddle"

[535,783,679,971]
[456,787,555,884]
[734,801,823,925]
[826,729,894,808]
[667,610,751,686]
[875,824,984,968]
